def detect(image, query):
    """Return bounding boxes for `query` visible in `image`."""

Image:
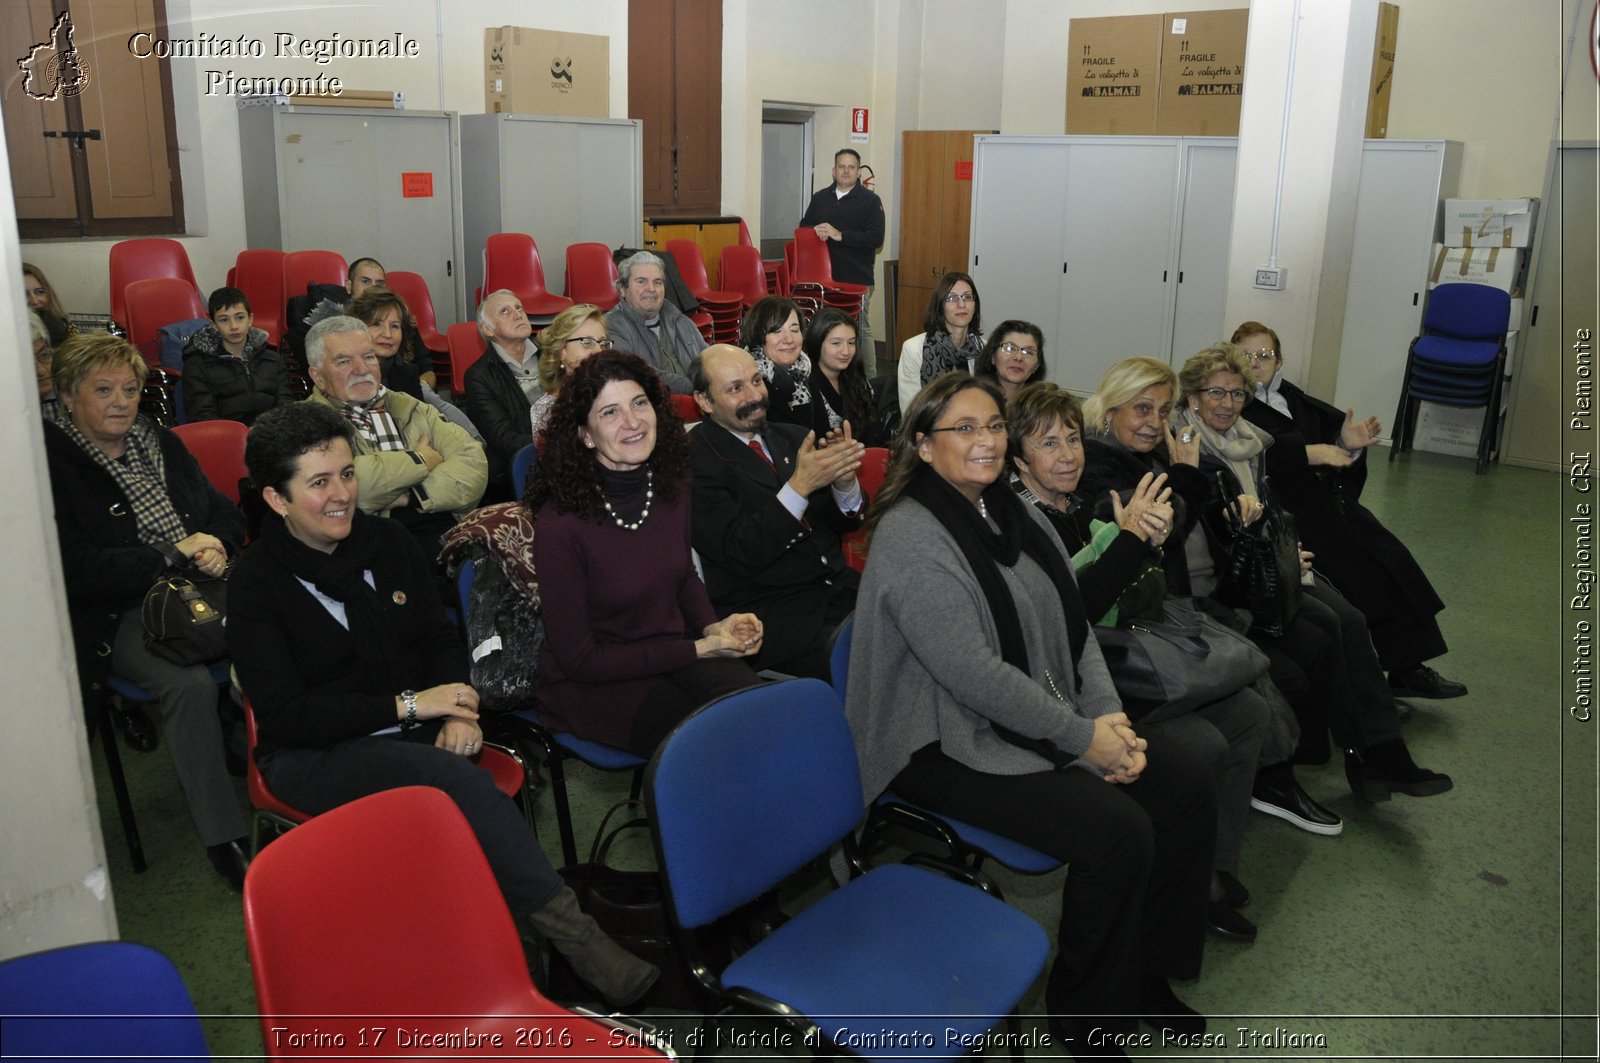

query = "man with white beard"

[303,316,486,563]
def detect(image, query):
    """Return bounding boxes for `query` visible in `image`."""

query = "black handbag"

[548,800,720,1011]
[141,562,229,666]
[1213,497,1303,638]
[1093,597,1271,722]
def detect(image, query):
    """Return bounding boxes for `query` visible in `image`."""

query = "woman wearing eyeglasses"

[1167,345,1451,806]
[530,304,611,443]
[847,371,1217,1048]
[896,271,983,413]
[1232,321,1464,701]
[976,320,1048,402]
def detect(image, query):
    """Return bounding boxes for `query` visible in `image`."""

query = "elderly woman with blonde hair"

[529,303,611,442]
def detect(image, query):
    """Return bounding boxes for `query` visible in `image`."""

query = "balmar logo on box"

[17,11,90,101]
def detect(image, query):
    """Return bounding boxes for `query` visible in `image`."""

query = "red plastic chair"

[738,218,783,295]
[793,228,868,319]
[483,233,573,319]
[718,244,769,309]
[842,446,890,573]
[448,321,487,395]
[383,271,447,353]
[228,250,286,346]
[109,239,199,334]
[242,698,532,856]
[670,392,701,424]
[666,240,742,343]
[243,787,669,1060]
[173,420,249,504]
[281,250,348,302]
[124,277,207,363]
[564,242,621,311]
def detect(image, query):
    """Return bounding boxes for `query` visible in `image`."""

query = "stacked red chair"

[718,244,769,311]
[227,250,286,346]
[564,242,621,311]
[792,227,868,323]
[109,239,200,336]
[483,233,573,321]
[666,239,743,343]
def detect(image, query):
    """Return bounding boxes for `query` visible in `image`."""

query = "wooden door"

[629,0,721,215]
[895,130,988,356]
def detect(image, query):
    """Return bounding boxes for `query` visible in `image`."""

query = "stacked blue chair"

[1390,283,1513,474]
[646,678,1049,1059]
[829,614,1063,897]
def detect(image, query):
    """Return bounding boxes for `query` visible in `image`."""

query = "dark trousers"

[260,733,563,916]
[627,659,762,757]
[891,732,1216,1028]
[1257,579,1403,759]
[757,583,859,681]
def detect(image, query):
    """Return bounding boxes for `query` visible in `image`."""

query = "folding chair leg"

[545,752,580,867]
[95,702,147,873]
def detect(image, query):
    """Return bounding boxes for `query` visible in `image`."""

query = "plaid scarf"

[332,388,407,452]
[58,414,189,547]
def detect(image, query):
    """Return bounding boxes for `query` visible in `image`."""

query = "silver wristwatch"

[401,689,419,729]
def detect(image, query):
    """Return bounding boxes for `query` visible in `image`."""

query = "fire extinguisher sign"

[850,108,869,144]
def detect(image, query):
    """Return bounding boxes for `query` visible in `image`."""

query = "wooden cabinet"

[895,130,991,355]
[629,0,721,215]
[967,135,1236,394]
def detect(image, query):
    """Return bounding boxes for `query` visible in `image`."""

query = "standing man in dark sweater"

[800,148,885,374]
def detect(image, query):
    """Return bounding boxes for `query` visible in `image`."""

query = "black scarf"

[260,510,402,681]
[905,465,1089,767]
[904,464,1088,676]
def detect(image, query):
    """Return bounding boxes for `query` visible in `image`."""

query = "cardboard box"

[1366,2,1399,138]
[1154,9,1247,136]
[1412,388,1508,459]
[1066,15,1163,135]
[1427,243,1525,294]
[485,26,608,117]
[1442,197,1539,248]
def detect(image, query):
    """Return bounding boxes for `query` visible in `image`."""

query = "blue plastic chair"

[0,941,209,1060]
[646,678,1049,1060]
[511,441,537,497]
[457,559,646,866]
[828,614,1064,897]
[1391,283,1513,474]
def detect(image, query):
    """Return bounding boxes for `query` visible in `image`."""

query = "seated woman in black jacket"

[45,332,250,888]
[228,402,657,1007]
[181,287,291,425]
[1080,356,1449,810]
[1231,320,1464,700]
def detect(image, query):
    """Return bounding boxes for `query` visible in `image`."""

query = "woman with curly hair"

[527,351,763,755]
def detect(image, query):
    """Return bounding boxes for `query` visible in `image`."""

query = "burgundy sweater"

[533,481,718,747]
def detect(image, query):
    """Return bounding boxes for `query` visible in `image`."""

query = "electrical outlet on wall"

[1253,267,1287,291]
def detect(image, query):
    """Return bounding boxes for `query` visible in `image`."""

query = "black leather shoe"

[112,704,158,753]
[1207,900,1258,943]
[1250,775,1343,835]
[206,838,250,892]
[1389,664,1468,699]
[1344,748,1392,803]
[1213,869,1250,909]
[1139,975,1205,1037]
[1365,739,1454,798]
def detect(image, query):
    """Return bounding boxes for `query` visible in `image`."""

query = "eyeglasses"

[998,341,1039,359]
[943,292,976,305]
[1199,387,1250,403]
[1245,349,1277,363]
[564,336,613,350]
[929,420,1007,438]
[33,343,53,364]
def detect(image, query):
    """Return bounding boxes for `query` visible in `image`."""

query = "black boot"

[206,838,250,892]
[112,703,158,753]
[526,886,659,1008]
[1139,974,1205,1037]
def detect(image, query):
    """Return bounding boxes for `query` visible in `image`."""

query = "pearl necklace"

[602,469,654,531]
[977,496,989,520]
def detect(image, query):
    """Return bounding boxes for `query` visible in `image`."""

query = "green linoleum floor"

[89,448,1595,1061]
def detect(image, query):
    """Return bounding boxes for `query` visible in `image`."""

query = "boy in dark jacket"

[181,287,291,424]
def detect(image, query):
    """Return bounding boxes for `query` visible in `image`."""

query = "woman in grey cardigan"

[845,373,1218,1054]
